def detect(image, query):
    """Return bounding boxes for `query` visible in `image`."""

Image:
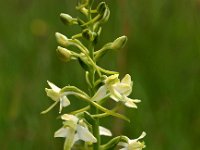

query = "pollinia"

[42,0,146,149]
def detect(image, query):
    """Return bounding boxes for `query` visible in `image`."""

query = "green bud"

[111,36,127,49]
[94,36,127,61]
[97,2,110,24]
[81,2,110,27]
[60,13,77,25]
[55,32,70,46]
[97,2,107,14]
[56,46,72,62]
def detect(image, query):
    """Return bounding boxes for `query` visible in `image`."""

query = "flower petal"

[91,86,107,102]
[118,142,128,150]
[124,97,141,108]
[47,80,61,92]
[109,85,123,102]
[61,114,79,123]
[105,74,120,86]
[59,96,71,113]
[99,126,112,136]
[113,83,132,96]
[54,127,69,137]
[61,96,71,107]
[121,74,132,86]
[128,141,145,150]
[77,125,97,143]
[45,88,59,101]
[136,132,146,141]
[129,131,146,144]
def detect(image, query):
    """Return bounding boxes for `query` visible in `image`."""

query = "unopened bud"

[55,32,70,46]
[111,36,127,49]
[56,46,72,62]
[97,2,110,24]
[60,13,77,25]
[97,2,107,14]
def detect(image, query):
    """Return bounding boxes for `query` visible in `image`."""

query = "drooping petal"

[77,125,97,143]
[91,85,107,102]
[61,96,71,107]
[54,127,69,138]
[99,126,112,136]
[59,96,71,113]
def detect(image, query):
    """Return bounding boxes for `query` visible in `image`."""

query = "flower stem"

[89,40,100,150]
[87,1,100,149]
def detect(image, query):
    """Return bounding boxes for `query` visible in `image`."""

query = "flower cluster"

[42,0,146,150]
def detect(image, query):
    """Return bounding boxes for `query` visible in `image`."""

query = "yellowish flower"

[92,74,141,108]
[119,132,146,150]
[54,114,112,150]
[45,81,70,113]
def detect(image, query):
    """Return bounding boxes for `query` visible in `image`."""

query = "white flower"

[119,132,146,150]
[54,114,97,150]
[45,81,70,113]
[92,74,140,108]
[99,126,112,136]
[54,114,112,150]
[91,85,107,102]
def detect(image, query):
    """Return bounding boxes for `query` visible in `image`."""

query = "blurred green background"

[0,0,200,149]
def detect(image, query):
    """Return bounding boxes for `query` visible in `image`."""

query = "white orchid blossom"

[45,81,70,113]
[119,132,146,150]
[54,114,96,150]
[54,114,112,150]
[92,74,141,108]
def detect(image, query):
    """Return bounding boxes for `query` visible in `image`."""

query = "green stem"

[89,39,100,150]
[87,1,100,149]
